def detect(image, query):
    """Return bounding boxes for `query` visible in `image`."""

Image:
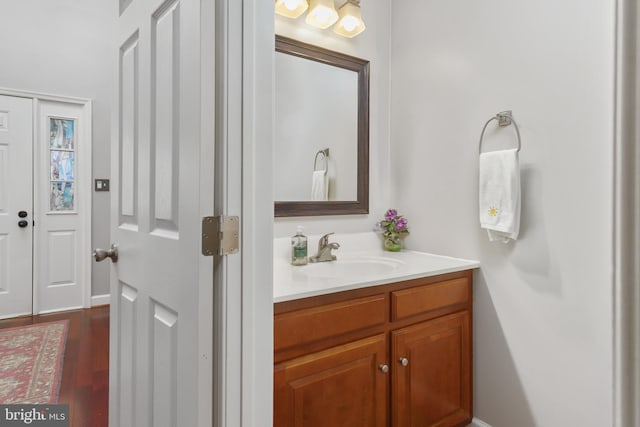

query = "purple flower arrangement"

[376,209,410,247]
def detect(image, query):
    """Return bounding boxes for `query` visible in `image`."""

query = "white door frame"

[240,0,274,424]
[214,0,273,425]
[0,87,92,315]
[613,0,640,425]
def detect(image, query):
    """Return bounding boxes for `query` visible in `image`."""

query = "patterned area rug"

[0,320,69,404]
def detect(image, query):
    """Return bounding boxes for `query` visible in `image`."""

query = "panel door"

[35,101,90,314]
[110,0,213,425]
[274,334,388,427]
[0,95,33,319]
[392,311,471,427]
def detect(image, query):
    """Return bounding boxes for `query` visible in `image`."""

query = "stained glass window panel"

[50,151,75,181]
[49,118,75,149]
[49,117,76,212]
[50,182,75,211]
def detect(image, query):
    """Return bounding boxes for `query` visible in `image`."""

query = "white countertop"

[273,232,480,303]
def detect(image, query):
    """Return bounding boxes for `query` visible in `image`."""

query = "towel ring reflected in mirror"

[314,148,329,176]
[478,111,522,154]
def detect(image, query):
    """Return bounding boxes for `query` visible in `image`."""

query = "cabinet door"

[275,334,388,427]
[392,311,471,427]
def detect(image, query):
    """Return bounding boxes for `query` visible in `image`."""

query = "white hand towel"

[311,170,328,201]
[479,149,521,242]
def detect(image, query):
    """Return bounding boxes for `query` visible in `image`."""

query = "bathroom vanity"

[273,234,479,427]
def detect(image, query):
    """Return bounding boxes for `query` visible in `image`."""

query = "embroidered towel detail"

[479,149,521,242]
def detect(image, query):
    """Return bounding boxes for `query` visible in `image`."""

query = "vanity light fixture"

[275,0,309,19]
[333,0,365,38]
[275,0,366,37]
[305,0,339,29]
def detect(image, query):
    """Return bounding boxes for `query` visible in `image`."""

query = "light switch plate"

[95,179,110,192]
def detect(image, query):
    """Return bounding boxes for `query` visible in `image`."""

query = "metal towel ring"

[478,111,521,154]
[314,148,329,176]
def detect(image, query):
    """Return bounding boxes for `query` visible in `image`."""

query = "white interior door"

[34,100,91,314]
[109,0,213,426]
[0,95,33,319]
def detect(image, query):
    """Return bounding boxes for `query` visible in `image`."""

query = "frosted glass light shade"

[306,0,338,29]
[275,0,308,19]
[334,0,365,38]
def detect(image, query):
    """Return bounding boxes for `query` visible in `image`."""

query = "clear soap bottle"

[291,226,308,266]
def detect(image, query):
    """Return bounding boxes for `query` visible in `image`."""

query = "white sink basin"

[273,232,480,303]
[301,255,405,280]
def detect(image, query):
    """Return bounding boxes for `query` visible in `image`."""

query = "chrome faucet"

[310,233,340,263]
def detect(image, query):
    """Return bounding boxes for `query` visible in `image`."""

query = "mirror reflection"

[274,35,370,217]
[274,50,358,201]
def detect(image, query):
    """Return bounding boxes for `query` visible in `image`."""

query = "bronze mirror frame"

[274,35,370,217]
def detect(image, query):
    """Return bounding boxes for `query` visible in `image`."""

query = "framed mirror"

[274,35,369,217]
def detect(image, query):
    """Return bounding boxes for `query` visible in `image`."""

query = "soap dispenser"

[291,226,308,266]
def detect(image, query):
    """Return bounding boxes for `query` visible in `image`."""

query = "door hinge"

[202,216,239,256]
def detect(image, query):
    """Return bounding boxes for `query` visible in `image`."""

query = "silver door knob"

[93,244,118,263]
[399,357,409,367]
[378,364,389,373]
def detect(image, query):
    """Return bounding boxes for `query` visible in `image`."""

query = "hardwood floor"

[0,306,110,427]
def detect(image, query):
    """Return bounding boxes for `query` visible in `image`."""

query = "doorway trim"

[613,0,640,425]
[240,1,274,425]
[213,0,273,425]
[0,87,92,315]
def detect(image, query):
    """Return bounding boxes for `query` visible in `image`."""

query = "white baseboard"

[91,294,110,307]
[470,418,493,427]
[37,305,84,315]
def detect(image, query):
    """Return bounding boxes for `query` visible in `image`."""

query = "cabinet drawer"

[275,294,386,353]
[391,278,469,321]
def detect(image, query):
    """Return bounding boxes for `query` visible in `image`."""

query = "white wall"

[273,3,391,238]
[0,1,114,297]
[390,1,615,426]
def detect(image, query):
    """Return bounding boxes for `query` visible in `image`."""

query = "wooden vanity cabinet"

[274,334,388,427]
[392,311,471,427]
[274,270,473,427]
